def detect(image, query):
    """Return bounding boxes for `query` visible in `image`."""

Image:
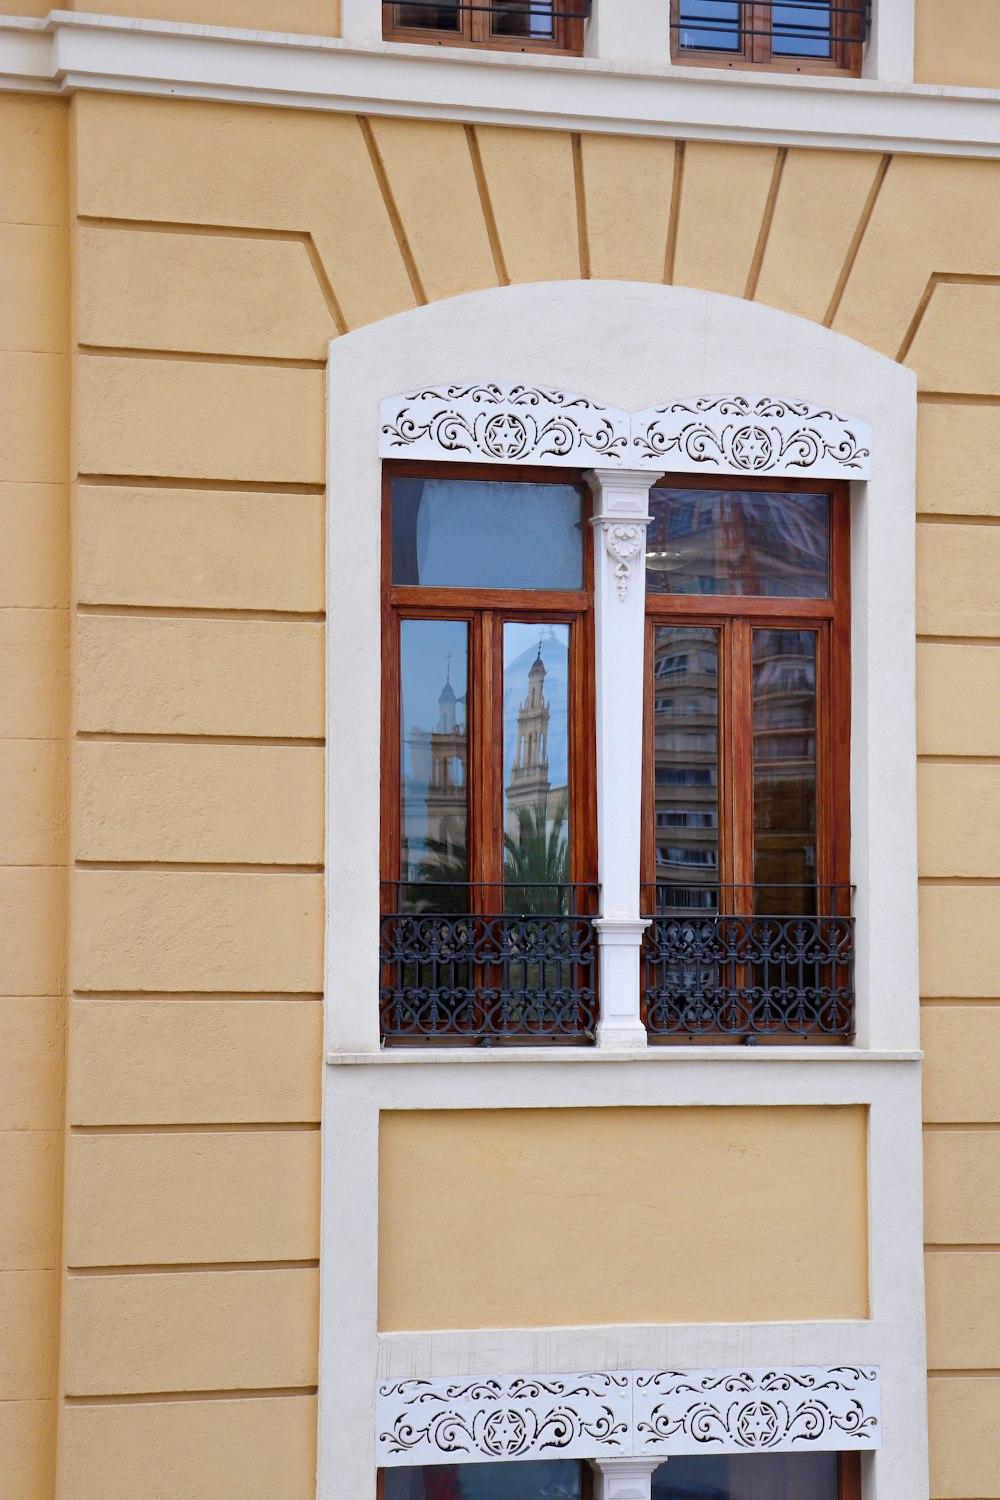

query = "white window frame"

[320,280,925,1500]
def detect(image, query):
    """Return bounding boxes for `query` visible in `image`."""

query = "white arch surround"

[321,282,925,1500]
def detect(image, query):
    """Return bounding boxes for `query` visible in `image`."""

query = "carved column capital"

[589,1457,662,1500]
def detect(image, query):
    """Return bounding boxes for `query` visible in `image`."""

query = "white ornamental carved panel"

[376,1366,880,1468]
[376,1373,632,1467]
[631,396,872,479]
[379,385,631,468]
[632,1366,880,1458]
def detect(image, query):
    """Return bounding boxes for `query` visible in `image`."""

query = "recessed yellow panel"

[379,1105,869,1330]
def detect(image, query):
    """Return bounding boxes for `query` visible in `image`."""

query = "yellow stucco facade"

[1,6,1000,1492]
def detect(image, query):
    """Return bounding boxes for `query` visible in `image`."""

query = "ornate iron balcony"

[379,882,599,1045]
[641,884,855,1042]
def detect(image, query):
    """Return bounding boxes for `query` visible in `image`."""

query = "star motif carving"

[731,424,773,470]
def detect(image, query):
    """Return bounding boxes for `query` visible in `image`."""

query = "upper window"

[383,0,585,54]
[642,477,853,1044]
[671,0,867,74]
[380,464,598,1046]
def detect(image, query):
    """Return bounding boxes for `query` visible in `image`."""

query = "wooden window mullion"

[729,616,756,904]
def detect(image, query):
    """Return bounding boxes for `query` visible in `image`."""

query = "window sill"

[326,1045,922,1064]
[6,14,1000,158]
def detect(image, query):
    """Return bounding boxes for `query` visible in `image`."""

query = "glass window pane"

[753,628,818,913]
[652,1451,839,1498]
[391,477,585,589]
[503,622,571,908]
[646,488,830,598]
[678,0,741,50]
[393,1,461,28]
[652,625,720,914]
[383,1460,584,1499]
[491,0,556,39]
[772,0,833,55]
[400,620,469,898]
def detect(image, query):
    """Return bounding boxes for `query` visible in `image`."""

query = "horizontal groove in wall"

[72,991,323,1002]
[78,215,307,239]
[918,392,1000,406]
[74,861,324,875]
[926,1243,1000,1253]
[77,344,326,371]
[75,604,325,623]
[76,733,326,748]
[70,1122,321,1135]
[917,513,1000,526]
[64,1386,318,1407]
[928,1370,1000,1379]
[917,635,1000,647]
[924,1122,1000,1133]
[921,996,1000,1007]
[69,1259,320,1275]
[919,755,1000,766]
[918,876,1000,887]
[77,474,325,495]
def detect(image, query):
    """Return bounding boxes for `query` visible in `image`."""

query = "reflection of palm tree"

[407,805,569,915]
[504,804,569,914]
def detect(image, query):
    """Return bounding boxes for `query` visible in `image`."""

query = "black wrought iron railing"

[673,0,869,64]
[641,884,855,1042]
[379,881,599,1045]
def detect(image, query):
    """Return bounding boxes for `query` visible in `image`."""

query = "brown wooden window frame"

[669,0,866,76]
[380,460,599,1047]
[382,0,585,56]
[641,471,852,1043]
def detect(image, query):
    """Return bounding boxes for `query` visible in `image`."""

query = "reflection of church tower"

[424,664,467,852]
[505,647,552,837]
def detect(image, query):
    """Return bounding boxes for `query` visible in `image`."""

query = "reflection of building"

[424,667,468,852]
[646,489,828,597]
[653,627,719,908]
[505,647,567,845]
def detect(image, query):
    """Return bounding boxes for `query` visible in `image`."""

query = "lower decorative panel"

[376,1365,880,1468]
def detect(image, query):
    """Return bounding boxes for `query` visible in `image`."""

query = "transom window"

[380,464,598,1046]
[382,0,586,54]
[671,0,867,74]
[379,1452,861,1497]
[642,477,853,1043]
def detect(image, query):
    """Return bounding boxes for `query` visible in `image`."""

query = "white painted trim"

[0,11,996,157]
[320,1055,927,1498]
[321,281,924,1500]
[376,1365,880,1467]
[862,0,914,84]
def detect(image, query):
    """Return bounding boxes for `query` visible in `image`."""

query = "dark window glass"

[646,488,830,598]
[652,625,720,915]
[400,619,469,890]
[491,0,556,38]
[678,0,740,49]
[772,0,833,55]
[652,1451,839,1498]
[383,1459,584,1498]
[393,1,461,28]
[391,478,585,590]
[753,627,818,912]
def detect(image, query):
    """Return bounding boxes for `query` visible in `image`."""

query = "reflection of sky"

[503,622,569,798]
[391,478,583,590]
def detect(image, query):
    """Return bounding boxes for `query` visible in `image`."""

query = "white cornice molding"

[379,385,873,479]
[375,1365,881,1467]
[3,10,1000,157]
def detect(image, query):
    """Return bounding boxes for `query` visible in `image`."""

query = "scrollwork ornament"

[631,395,872,479]
[601,522,645,602]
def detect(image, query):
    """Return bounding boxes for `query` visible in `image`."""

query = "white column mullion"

[586,467,652,1050]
